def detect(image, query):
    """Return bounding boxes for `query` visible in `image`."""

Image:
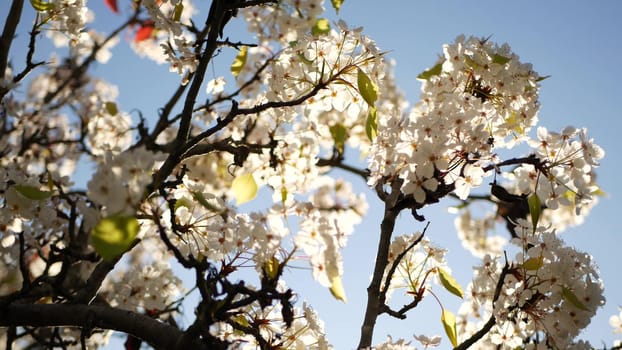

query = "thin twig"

[454,254,511,350]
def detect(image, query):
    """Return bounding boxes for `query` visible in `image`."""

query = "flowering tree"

[0,0,616,349]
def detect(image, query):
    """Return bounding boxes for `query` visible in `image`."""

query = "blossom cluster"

[368,35,542,202]
[208,298,331,349]
[457,219,604,348]
[87,147,161,215]
[382,233,449,302]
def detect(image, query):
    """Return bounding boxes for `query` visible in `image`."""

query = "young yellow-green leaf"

[365,106,378,141]
[523,256,544,270]
[329,275,348,303]
[13,184,52,200]
[105,101,118,116]
[330,0,344,13]
[230,46,248,78]
[233,314,251,329]
[562,286,589,311]
[30,0,54,12]
[231,173,258,205]
[438,268,464,299]
[329,123,347,154]
[263,256,280,281]
[417,62,443,80]
[174,196,193,211]
[91,215,139,261]
[281,187,288,204]
[527,193,542,230]
[357,68,378,107]
[173,2,184,22]
[441,309,458,347]
[591,187,606,197]
[312,18,331,36]
[492,53,511,65]
[192,191,223,213]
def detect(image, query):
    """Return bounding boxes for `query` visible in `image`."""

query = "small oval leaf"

[417,62,443,80]
[528,193,542,231]
[365,106,378,141]
[173,3,184,22]
[357,68,378,107]
[438,268,464,299]
[329,275,347,303]
[14,184,52,200]
[231,173,258,205]
[91,215,139,261]
[441,309,458,347]
[264,256,280,281]
[492,54,511,65]
[330,0,344,13]
[329,123,347,154]
[523,256,544,271]
[192,191,223,213]
[30,0,54,12]
[230,46,248,78]
[562,286,589,311]
[105,101,118,116]
[312,18,330,36]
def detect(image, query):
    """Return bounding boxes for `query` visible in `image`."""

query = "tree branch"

[454,256,510,350]
[0,303,208,350]
[357,182,402,349]
[0,0,24,82]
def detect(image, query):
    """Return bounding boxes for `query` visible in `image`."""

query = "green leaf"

[173,2,184,22]
[357,68,378,107]
[30,0,54,12]
[264,256,280,281]
[365,106,378,141]
[105,101,118,116]
[535,75,551,82]
[562,286,589,311]
[329,275,347,302]
[330,0,344,13]
[417,62,443,80]
[523,256,544,270]
[231,173,258,205]
[438,268,464,299]
[329,123,347,154]
[527,193,541,230]
[192,191,223,213]
[13,184,52,200]
[492,53,511,65]
[174,197,193,211]
[591,187,606,197]
[441,309,458,347]
[230,46,248,78]
[91,215,139,261]
[280,187,288,204]
[311,18,330,36]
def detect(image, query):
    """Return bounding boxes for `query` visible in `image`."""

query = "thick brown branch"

[0,0,24,96]
[357,185,401,349]
[153,0,231,189]
[0,303,208,350]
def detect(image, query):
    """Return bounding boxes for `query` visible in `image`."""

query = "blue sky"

[3,0,622,348]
